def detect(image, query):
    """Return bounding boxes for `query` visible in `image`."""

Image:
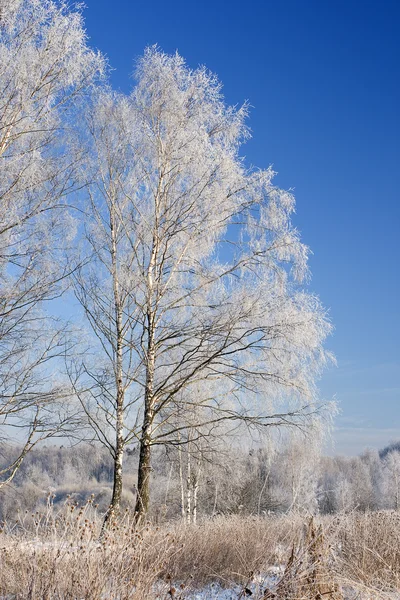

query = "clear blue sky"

[83,0,399,455]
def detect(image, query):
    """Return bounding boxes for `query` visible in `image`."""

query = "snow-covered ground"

[183,580,273,599]
[158,567,400,600]
[158,569,282,599]
[173,583,400,600]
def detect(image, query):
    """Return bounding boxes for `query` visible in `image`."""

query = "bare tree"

[75,47,333,521]
[383,451,400,510]
[67,90,147,525]
[0,0,104,486]
[273,432,322,514]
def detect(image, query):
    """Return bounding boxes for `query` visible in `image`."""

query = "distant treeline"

[1,440,400,522]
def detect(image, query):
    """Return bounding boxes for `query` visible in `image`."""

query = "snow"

[163,572,281,599]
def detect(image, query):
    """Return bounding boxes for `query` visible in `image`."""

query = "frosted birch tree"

[76,47,333,520]
[381,452,400,509]
[0,0,104,486]
[69,91,146,525]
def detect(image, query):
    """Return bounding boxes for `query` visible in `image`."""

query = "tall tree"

[0,0,104,486]
[76,47,333,521]
[69,91,146,525]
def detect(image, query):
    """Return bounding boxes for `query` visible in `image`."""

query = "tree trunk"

[192,482,198,524]
[103,432,124,528]
[192,455,202,525]
[192,470,199,525]
[103,204,125,529]
[186,445,191,524]
[134,324,156,520]
[134,219,159,521]
[135,419,153,519]
[178,438,186,519]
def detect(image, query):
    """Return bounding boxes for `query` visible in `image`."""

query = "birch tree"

[382,452,400,509]
[0,0,104,486]
[77,47,333,521]
[69,91,146,525]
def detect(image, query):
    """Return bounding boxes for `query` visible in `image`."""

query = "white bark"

[75,47,334,517]
[192,458,202,525]
[178,439,186,519]
[186,442,192,524]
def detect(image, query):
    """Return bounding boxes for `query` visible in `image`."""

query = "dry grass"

[164,513,301,586]
[334,511,400,596]
[0,500,399,599]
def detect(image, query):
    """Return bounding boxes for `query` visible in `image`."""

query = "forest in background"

[2,438,400,523]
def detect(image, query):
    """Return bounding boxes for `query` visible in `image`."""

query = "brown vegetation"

[0,501,399,599]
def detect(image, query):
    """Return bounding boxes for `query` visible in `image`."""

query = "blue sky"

[83,0,399,455]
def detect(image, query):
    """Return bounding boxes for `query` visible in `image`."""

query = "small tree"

[383,451,400,510]
[76,47,333,521]
[0,0,104,486]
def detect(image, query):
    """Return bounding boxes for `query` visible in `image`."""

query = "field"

[1,501,399,599]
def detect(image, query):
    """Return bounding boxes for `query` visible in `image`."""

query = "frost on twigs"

[0,0,105,487]
[72,45,335,520]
